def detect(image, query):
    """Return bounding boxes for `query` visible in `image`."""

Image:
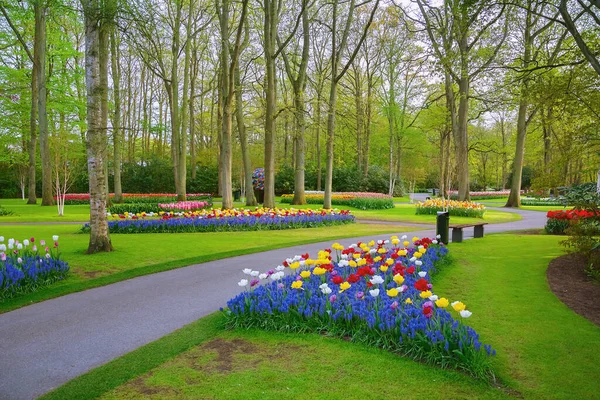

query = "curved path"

[0,208,546,399]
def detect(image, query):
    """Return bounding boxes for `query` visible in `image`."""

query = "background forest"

[0,0,598,206]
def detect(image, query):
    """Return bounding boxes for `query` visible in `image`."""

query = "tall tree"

[81,0,114,253]
[34,1,53,205]
[217,0,249,209]
[323,0,380,209]
[110,27,122,203]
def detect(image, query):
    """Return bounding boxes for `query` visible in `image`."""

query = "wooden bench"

[449,222,488,243]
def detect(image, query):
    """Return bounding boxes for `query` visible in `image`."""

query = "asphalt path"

[0,207,546,399]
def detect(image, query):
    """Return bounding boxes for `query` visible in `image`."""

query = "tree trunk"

[219,0,233,210]
[263,0,277,208]
[110,28,122,203]
[455,69,470,201]
[27,54,38,204]
[83,0,113,253]
[235,65,257,206]
[324,76,337,209]
[315,80,322,191]
[35,3,53,206]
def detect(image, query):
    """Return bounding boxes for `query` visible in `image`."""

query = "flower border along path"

[0,207,544,400]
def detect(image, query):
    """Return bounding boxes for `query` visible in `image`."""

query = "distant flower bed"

[545,209,600,234]
[225,235,495,379]
[108,201,211,215]
[60,193,213,205]
[416,199,486,218]
[281,192,394,210]
[84,208,355,234]
[521,197,564,206]
[1,236,69,300]
[449,190,510,200]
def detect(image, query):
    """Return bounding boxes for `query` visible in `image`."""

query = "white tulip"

[238,279,249,287]
[429,295,439,301]
[276,265,285,271]
[432,240,438,244]
[370,275,384,285]
[259,273,267,280]
[410,257,417,262]
[23,240,29,247]
[401,235,407,240]
[17,257,22,264]
[242,268,252,275]
[250,270,259,277]
[459,310,472,318]
[415,260,423,266]
[8,238,15,245]
[0,236,4,242]
[52,235,59,241]
[369,288,380,297]
[8,243,14,250]
[17,243,23,250]
[0,244,5,251]
[418,271,427,278]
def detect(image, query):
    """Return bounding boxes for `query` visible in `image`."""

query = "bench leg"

[452,228,463,243]
[474,225,484,238]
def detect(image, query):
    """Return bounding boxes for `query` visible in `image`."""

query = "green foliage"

[521,198,563,206]
[108,203,160,214]
[564,183,600,210]
[0,204,14,216]
[544,218,570,235]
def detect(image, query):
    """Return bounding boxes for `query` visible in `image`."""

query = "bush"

[108,203,160,215]
[0,204,14,216]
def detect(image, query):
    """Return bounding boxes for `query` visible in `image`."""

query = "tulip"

[291,281,303,289]
[393,274,404,285]
[418,271,427,278]
[339,282,351,292]
[300,271,311,279]
[452,301,466,312]
[1,253,6,261]
[238,279,248,287]
[243,268,252,275]
[405,298,412,304]
[250,270,259,277]
[369,288,380,297]
[420,290,433,299]
[259,273,268,280]
[53,235,59,241]
[370,275,384,285]
[459,310,472,318]
[435,297,449,308]
[17,257,23,264]
[0,244,5,252]
[0,236,3,242]
[386,288,399,297]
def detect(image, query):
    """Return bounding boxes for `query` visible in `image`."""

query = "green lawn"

[519,205,570,212]
[41,234,600,400]
[0,222,419,313]
[0,199,91,222]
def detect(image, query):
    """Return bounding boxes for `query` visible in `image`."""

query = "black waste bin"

[254,189,265,204]
[233,190,241,201]
[436,211,449,244]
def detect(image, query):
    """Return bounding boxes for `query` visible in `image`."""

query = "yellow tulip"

[435,298,449,308]
[380,265,389,273]
[420,290,433,299]
[339,282,351,292]
[348,260,357,268]
[373,256,382,263]
[393,274,404,285]
[289,261,300,270]
[313,267,327,275]
[385,258,394,266]
[405,298,412,304]
[386,288,399,297]
[452,301,466,312]
[403,241,410,247]
[300,271,311,279]
[291,281,303,289]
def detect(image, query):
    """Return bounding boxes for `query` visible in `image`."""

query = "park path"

[0,207,546,400]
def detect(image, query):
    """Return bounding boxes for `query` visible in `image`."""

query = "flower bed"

[281,192,394,210]
[60,193,213,205]
[84,208,355,234]
[225,236,495,379]
[521,197,564,206]
[108,201,211,215]
[449,190,509,200]
[0,235,69,299]
[416,199,486,218]
[545,209,600,234]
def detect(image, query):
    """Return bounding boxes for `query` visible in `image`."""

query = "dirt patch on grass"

[201,338,258,373]
[547,253,600,326]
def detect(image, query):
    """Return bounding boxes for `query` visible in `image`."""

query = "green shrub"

[108,203,160,214]
[544,218,570,234]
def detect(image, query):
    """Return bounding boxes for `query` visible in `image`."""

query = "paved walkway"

[0,208,546,399]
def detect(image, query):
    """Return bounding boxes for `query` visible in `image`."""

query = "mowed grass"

[0,199,91,222]
[42,234,600,400]
[0,222,420,313]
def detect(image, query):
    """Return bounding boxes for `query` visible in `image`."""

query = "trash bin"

[233,190,241,201]
[254,189,265,204]
[436,211,449,244]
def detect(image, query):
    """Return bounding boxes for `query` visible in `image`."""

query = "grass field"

[41,234,600,400]
[0,222,419,313]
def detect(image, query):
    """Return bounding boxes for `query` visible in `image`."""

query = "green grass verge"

[42,234,600,400]
[0,199,91,222]
[0,222,420,313]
